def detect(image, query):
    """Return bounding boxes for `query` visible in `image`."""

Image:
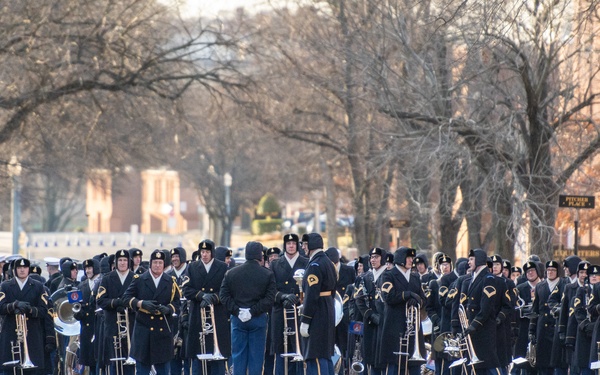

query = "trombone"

[450,305,482,369]
[281,303,303,366]
[3,313,37,375]
[196,303,225,373]
[110,309,135,375]
[394,304,425,373]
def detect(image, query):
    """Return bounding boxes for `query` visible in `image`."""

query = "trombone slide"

[196,305,226,361]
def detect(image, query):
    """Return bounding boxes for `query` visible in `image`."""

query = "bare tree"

[244,2,400,252]
[0,0,252,233]
[376,0,600,259]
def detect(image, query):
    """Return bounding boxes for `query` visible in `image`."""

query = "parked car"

[293,214,354,233]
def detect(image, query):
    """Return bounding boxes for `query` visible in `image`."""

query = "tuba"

[334,291,344,326]
[51,288,81,375]
[52,288,81,337]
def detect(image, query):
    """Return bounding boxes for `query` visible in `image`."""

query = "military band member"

[128,248,145,275]
[489,255,515,375]
[168,247,190,375]
[299,233,337,375]
[385,253,395,270]
[182,240,230,375]
[511,266,523,283]
[74,259,101,375]
[448,258,471,337]
[565,262,590,375]
[355,255,369,276]
[215,246,233,268]
[460,249,501,375]
[123,249,181,375]
[355,247,387,374]
[219,241,277,375]
[557,258,584,373]
[514,261,542,375]
[587,264,600,370]
[414,253,436,284]
[326,246,356,372]
[97,249,135,375]
[502,260,512,279]
[573,265,600,375]
[300,233,309,257]
[528,260,565,375]
[379,246,425,375]
[427,254,453,375]
[49,258,73,295]
[0,258,51,375]
[44,258,61,291]
[262,246,279,375]
[270,233,308,375]
[264,247,281,269]
[57,260,79,290]
[426,254,451,338]
[438,256,463,375]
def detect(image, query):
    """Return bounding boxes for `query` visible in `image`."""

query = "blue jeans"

[110,363,134,375]
[275,356,302,375]
[170,358,191,375]
[191,359,225,375]
[231,313,268,375]
[305,358,334,375]
[135,362,167,375]
[384,363,420,375]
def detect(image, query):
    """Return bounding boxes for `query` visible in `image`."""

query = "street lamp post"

[8,156,22,255]
[224,173,232,247]
[313,190,323,234]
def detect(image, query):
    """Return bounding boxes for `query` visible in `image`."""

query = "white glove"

[238,308,251,322]
[300,322,310,337]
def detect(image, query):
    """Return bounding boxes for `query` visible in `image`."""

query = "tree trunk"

[321,159,339,248]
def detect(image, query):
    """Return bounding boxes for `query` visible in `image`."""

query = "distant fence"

[0,231,195,260]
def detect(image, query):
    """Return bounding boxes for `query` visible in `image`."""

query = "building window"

[155,180,162,203]
[167,180,174,202]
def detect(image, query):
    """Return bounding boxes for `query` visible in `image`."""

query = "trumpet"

[197,304,225,362]
[394,304,425,373]
[350,336,364,374]
[3,313,37,374]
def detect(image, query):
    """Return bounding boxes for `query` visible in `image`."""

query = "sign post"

[389,219,410,249]
[558,195,596,255]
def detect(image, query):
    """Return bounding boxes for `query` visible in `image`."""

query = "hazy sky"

[167,0,274,18]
